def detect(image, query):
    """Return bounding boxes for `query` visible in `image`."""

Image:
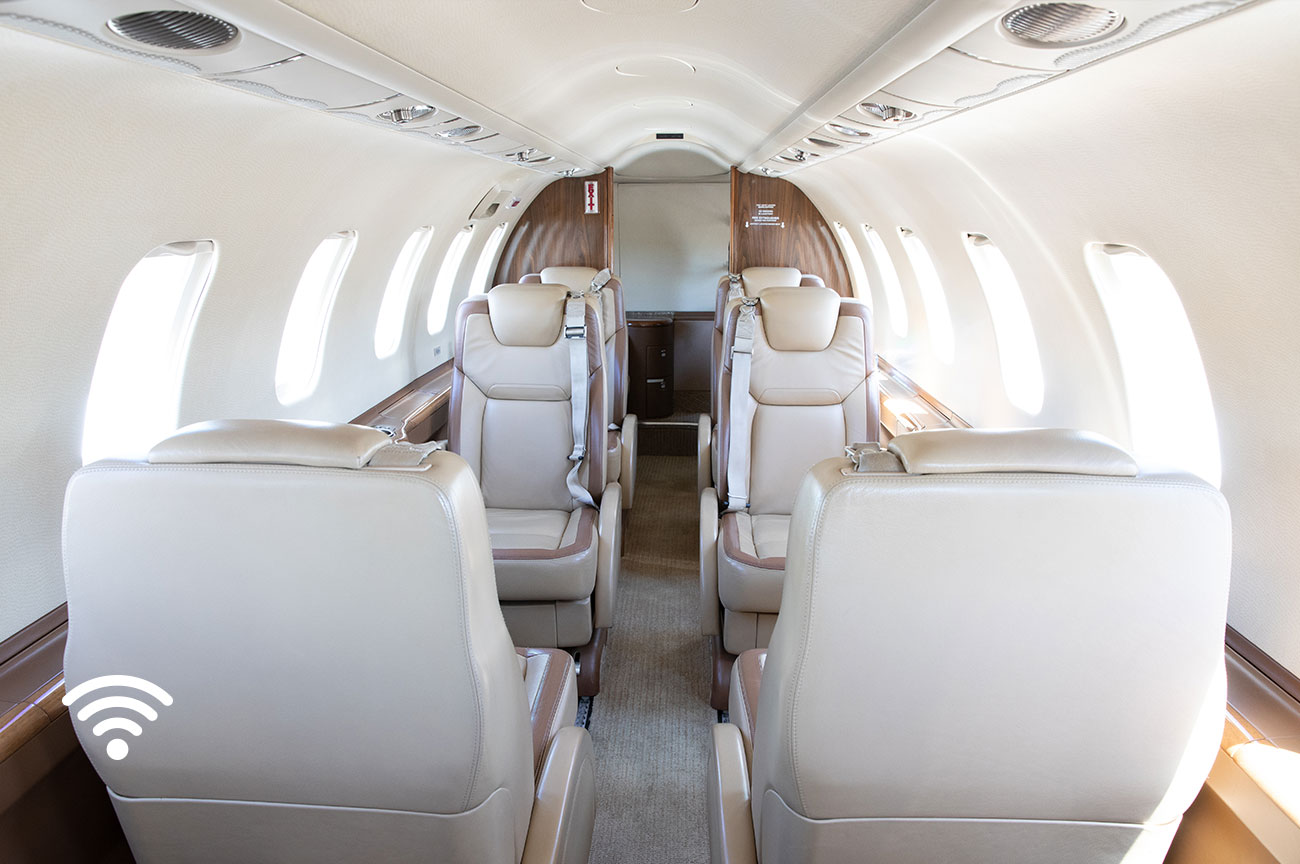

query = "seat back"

[62,420,534,864]
[452,283,606,509]
[711,267,822,419]
[717,286,878,512]
[535,266,628,426]
[751,428,1231,864]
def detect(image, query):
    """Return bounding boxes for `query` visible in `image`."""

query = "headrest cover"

[888,428,1139,476]
[540,266,599,294]
[148,419,392,469]
[742,266,802,294]
[487,283,567,346]
[759,285,842,351]
[799,274,826,288]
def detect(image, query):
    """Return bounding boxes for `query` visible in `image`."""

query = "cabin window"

[862,225,907,337]
[81,241,216,464]
[897,228,954,363]
[275,230,357,405]
[1085,243,1221,486]
[962,233,1044,414]
[470,222,510,293]
[374,226,434,359]
[426,225,476,334]
[833,221,870,305]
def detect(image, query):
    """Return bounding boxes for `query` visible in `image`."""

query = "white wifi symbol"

[62,675,173,761]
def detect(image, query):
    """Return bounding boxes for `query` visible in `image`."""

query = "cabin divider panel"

[729,166,852,295]
[493,167,614,285]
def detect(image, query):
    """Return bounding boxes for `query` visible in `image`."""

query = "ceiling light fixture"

[1001,3,1124,45]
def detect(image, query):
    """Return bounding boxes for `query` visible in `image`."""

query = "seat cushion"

[487,507,598,602]
[717,511,789,614]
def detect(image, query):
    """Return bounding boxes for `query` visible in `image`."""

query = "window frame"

[374,226,434,359]
[274,230,358,405]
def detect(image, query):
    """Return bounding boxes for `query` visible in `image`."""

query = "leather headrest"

[487,283,567,346]
[742,266,802,294]
[799,274,826,288]
[887,428,1139,476]
[148,419,391,469]
[540,266,599,294]
[759,285,842,351]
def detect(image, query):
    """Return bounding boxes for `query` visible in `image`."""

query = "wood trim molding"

[350,360,454,443]
[493,167,614,285]
[1228,626,1300,706]
[0,604,66,668]
[876,357,971,429]
[0,617,68,764]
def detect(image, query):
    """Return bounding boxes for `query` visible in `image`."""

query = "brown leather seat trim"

[492,506,597,561]
[516,647,572,780]
[734,648,765,761]
[719,512,785,571]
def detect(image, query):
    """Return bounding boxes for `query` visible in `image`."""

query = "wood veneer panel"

[494,167,614,285]
[728,166,852,296]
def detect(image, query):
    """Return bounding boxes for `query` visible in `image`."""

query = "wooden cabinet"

[628,318,674,419]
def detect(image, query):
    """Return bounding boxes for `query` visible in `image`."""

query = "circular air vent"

[858,102,915,123]
[1001,3,1124,45]
[108,10,238,50]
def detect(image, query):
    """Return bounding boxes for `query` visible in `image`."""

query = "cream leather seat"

[522,266,636,510]
[709,429,1231,864]
[62,419,596,864]
[700,285,878,708]
[452,283,621,694]
[700,268,828,494]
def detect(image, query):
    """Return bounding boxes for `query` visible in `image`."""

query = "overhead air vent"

[803,136,841,149]
[107,10,238,50]
[858,102,915,123]
[826,123,873,139]
[1001,3,1124,45]
[435,124,483,139]
[378,105,435,125]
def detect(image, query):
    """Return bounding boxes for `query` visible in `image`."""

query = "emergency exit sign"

[584,180,599,214]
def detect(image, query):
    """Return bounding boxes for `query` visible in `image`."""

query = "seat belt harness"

[725,297,758,511]
[564,292,596,508]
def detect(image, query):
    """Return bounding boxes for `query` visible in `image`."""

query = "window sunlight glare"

[470,222,510,294]
[963,233,1044,414]
[427,225,476,334]
[374,226,434,359]
[275,231,357,405]
[862,226,907,337]
[898,228,954,363]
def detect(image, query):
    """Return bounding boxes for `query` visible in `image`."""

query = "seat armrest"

[697,415,712,497]
[709,724,757,864]
[701,487,721,636]
[620,414,637,510]
[594,482,622,630]
[517,648,578,779]
[728,649,765,766]
[522,726,597,864]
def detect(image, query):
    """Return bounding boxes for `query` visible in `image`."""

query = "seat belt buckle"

[565,324,585,339]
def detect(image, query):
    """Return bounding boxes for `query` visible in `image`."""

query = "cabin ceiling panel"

[276,0,931,166]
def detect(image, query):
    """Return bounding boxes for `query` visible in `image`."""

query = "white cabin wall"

[613,180,730,312]
[0,27,545,640]
[795,0,1300,672]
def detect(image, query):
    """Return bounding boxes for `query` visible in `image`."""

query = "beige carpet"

[588,455,712,863]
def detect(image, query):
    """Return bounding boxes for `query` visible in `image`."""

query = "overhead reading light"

[803,137,842,149]
[826,123,873,140]
[778,148,816,164]
[858,102,916,123]
[1001,3,1124,45]
[435,124,483,139]
[108,10,238,50]
[378,105,435,125]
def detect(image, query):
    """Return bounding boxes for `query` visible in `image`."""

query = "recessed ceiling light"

[435,124,483,139]
[827,123,873,139]
[615,56,696,77]
[581,0,698,13]
[1001,3,1124,44]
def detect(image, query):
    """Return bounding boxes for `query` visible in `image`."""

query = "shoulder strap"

[726,272,744,301]
[564,293,595,508]
[725,297,759,511]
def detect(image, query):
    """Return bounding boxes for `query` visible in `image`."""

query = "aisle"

[587,454,712,863]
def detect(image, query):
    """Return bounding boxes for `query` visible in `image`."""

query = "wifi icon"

[62,675,173,761]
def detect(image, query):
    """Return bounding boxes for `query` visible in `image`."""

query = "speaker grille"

[108,10,238,50]
[1001,3,1123,44]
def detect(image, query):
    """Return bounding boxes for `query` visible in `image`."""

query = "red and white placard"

[584,180,599,214]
